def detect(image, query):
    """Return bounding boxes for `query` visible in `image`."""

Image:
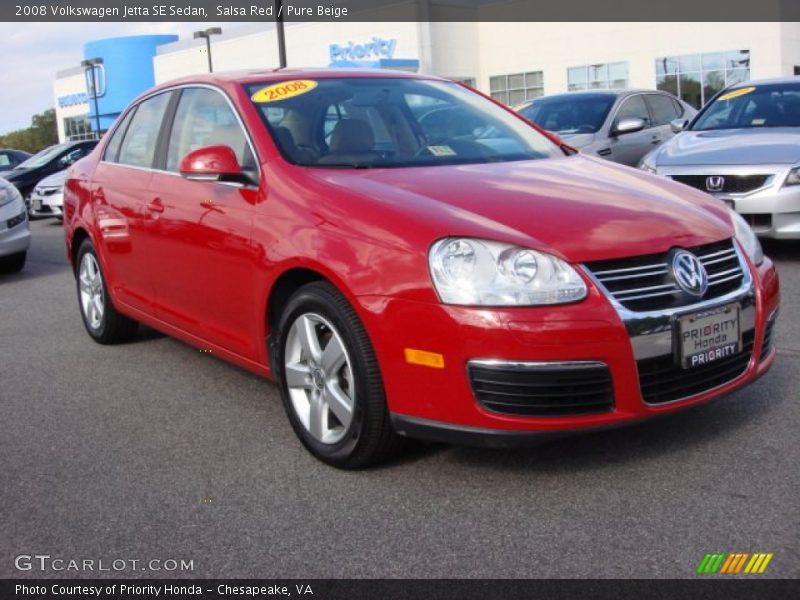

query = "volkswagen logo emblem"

[706,176,725,192]
[671,250,709,297]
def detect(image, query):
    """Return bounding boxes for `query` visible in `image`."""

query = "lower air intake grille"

[637,330,754,405]
[468,361,613,417]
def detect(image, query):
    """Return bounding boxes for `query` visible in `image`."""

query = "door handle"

[146,198,165,214]
[200,199,224,212]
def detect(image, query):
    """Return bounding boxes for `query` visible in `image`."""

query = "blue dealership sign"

[329,37,397,63]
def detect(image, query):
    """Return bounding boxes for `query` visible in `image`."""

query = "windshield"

[246,77,562,168]
[17,144,69,169]
[518,94,616,134]
[692,82,800,131]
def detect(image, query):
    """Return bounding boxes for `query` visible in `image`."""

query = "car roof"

[731,76,799,86]
[151,68,445,92]
[537,89,673,100]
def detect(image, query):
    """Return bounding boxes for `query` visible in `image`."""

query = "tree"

[0,109,59,154]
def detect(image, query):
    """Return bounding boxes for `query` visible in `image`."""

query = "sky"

[0,22,246,135]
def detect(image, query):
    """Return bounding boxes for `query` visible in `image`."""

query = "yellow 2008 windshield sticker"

[718,86,756,101]
[251,80,318,103]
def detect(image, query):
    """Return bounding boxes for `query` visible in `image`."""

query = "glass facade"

[63,115,95,141]
[567,62,628,91]
[655,49,750,108]
[489,71,544,105]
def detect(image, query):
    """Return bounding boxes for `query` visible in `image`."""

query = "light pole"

[81,57,103,139]
[275,0,286,68]
[193,27,222,73]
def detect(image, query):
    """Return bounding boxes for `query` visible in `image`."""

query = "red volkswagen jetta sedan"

[63,70,779,468]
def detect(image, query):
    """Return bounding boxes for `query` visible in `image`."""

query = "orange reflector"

[404,348,445,369]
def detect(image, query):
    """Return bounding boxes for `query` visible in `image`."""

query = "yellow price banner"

[251,80,318,103]
[718,86,756,101]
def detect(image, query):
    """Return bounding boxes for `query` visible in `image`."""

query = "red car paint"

[63,69,779,440]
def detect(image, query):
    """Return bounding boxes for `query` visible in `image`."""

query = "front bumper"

[357,254,779,442]
[0,200,31,257]
[30,188,63,218]
[658,164,800,239]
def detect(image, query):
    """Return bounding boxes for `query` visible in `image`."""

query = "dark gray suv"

[517,89,696,166]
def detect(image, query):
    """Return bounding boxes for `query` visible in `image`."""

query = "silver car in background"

[516,89,696,166]
[29,169,66,219]
[640,77,800,239]
[0,177,31,273]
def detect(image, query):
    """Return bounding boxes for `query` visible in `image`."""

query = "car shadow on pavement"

[0,256,67,282]
[130,325,167,343]
[1,219,71,282]
[762,239,799,263]
[419,363,789,472]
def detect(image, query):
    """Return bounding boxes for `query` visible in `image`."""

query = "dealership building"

[53,21,800,142]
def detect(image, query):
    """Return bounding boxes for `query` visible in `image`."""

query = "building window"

[453,77,476,89]
[489,71,544,106]
[63,115,95,141]
[655,49,750,109]
[567,62,628,91]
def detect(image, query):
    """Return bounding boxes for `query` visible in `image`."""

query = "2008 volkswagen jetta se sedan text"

[62,69,779,468]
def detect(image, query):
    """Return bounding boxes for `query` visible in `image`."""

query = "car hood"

[1,167,28,180]
[36,169,67,188]
[305,155,732,263]
[655,128,800,166]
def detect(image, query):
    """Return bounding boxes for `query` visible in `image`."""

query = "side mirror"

[612,117,646,136]
[670,118,689,133]
[179,145,252,185]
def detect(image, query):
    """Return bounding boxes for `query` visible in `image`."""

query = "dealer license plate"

[677,304,741,369]
[33,198,42,210]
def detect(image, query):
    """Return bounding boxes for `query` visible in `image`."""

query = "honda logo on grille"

[706,176,725,192]
[672,250,709,297]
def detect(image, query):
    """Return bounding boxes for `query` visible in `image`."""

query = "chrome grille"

[584,240,744,312]
[670,174,770,194]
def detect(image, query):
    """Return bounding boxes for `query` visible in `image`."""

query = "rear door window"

[645,94,680,126]
[615,95,652,128]
[117,92,172,168]
[103,110,136,163]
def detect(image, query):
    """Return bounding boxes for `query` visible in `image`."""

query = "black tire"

[22,190,37,219]
[0,251,26,274]
[275,281,402,468]
[75,238,138,344]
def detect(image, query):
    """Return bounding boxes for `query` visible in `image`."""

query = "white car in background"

[29,169,67,219]
[639,77,800,239]
[0,177,31,273]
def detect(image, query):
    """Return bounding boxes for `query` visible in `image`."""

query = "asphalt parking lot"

[1,219,798,579]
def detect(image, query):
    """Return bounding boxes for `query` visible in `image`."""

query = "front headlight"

[0,184,21,208]
[784,166,800,187]
[729,209,764,266]
[638,154,657,174]
[428,238,588,306]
